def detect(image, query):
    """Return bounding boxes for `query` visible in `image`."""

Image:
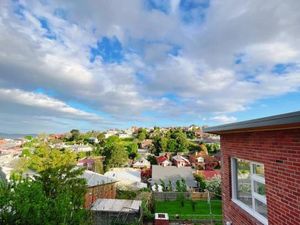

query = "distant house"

[204,111,300,225]
[91,198,142,225]
[196,170,221,180]
[172,154,190,167]
[71,144,93,152]
[77,156,104,173]
[151,165,197,191]
[132,157,151,169]
[140,139,153,149]
[104,168,147,190]
[88,137,99,144]
[81,170,117,208]
[156,155,172,167]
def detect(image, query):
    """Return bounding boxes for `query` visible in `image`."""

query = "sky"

[1,0,300,134]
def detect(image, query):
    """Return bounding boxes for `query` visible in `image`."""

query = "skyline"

[1,0,300,133]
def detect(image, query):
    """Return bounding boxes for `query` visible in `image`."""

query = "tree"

[28,145,77,172]
[70,129,80,141]
[0,166,90,225]
[167,139,177,152]
[153,136,168,155]
[137,128,147,141]
[194,173,206,192]
[96,132,106,146]
[127,142,138,159]
[103,136,128,171]
[206,175,221,199]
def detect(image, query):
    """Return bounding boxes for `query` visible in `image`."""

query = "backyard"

[155,199,222,220]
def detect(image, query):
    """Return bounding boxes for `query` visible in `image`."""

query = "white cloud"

[210,115,237,124]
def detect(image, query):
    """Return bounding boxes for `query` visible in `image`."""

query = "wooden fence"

[153,192,213,201]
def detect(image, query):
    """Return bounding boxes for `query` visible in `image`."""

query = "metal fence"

[153,191,213,201]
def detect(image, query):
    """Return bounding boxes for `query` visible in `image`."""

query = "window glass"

[255,199,267,218]
[237,159,252,208]
[254,181,266,196]
[253,164,264,177]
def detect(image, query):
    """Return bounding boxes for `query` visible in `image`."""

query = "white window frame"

[231,158,268,225]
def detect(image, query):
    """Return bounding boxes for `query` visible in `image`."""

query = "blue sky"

[0,0,300,133]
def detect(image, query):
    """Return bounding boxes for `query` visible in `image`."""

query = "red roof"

[156,155,168,164]
[199,170,220,180]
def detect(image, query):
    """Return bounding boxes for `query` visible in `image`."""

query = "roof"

[151,165,197,188]
[156,155,168,164]
[172,155,190,163]
[104,168,141,183]
[199,170,221,180]
[81,170,117,187]
[204,111,300,134]
[91,199,142,212]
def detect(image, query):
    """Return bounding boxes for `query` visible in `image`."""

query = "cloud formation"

[0,0,300,133]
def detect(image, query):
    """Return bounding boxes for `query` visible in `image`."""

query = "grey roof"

[204,111,300,134]
[81,170,117,187]
[91,199,142,212]
[151,165,197,188]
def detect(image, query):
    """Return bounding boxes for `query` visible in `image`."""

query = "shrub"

[205,175,221,199]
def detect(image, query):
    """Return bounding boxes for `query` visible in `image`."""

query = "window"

[231,158,267,225]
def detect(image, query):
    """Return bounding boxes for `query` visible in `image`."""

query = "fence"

[153,191,214,201]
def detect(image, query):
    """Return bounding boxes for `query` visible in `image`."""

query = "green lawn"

[155,200,222,220]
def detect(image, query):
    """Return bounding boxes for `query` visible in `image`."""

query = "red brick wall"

[84,183,116,208]
[221,128,300,225]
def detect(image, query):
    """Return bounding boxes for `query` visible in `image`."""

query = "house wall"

[85,183,116,208]
[221,128,300,225]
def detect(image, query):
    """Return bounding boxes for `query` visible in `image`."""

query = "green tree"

[0,166,90,225]
[70,129,80,141]
[127,142,138,159]
[137,128,147,141]
[194,173,206,192]
[167,139,177,152]
[103,136,128,171]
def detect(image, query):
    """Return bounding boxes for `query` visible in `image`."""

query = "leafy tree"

[0,166,90,225]
[153,136,168,155]
[70,129,80,141]
[147,155,157,165]
[206,175,222,199]
[103,136,128,171]
[175,179,187,192]
[97,132,106,146]
[28,145,77,172]
[127,142,138,159]
[194,173,206,192]
[167,139,177,152]
[137,128,147,141]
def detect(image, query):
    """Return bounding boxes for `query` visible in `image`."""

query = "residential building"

[156,155,172,167]
[132,157,151,169]
[91,199,142,225]
[140,139,153,149]
[172,154,190,167]
[204,111,300,225]
[104,168,147,190]
[150,165,197,191]
[81,170,117,208]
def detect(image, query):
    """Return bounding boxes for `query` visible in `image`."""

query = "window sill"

[232,199,268,225]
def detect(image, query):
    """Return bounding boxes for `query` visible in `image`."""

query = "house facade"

[204,111,300,225]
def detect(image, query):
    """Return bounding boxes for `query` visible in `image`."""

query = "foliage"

[126,142,138,159]
[205,143,220,154]
[175,179,187,192]
[116,189,137,199]
[103,136,128,171]
[70,129,80,141]
[147,155,157,165]
[137,128,147,141]
[159,179,167,192]
[206,175,222,199]
[0,166,90,225]
[194,173,207,192]
[27,145,77,172]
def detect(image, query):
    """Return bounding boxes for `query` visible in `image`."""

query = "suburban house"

[172,154,190,167]
[156,155,172,167]
[132,157,151,169]
[204,111,300,225]
[150,165,197,191]
[81,170,118,208]
[140,139,153,149]
[104,168,147,190]
[91,198,142,225]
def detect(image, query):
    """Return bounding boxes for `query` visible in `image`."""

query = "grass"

[155,199,222,220]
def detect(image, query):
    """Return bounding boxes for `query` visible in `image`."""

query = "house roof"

[204,111,300,134]
[156,155,168,164]
[151,165,197,188]
[81,170,117,187]
[172,155,190,163]
[91,199,142,212]
[198,170,221,180]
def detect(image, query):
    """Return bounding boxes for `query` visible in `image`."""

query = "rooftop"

[204,111,300,134]
[91,199,142,212]
[81,170,117,187]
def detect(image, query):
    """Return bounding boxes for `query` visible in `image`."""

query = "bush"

[205,175,221,199]
[116,189,137,199]
[194,174,206,192]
